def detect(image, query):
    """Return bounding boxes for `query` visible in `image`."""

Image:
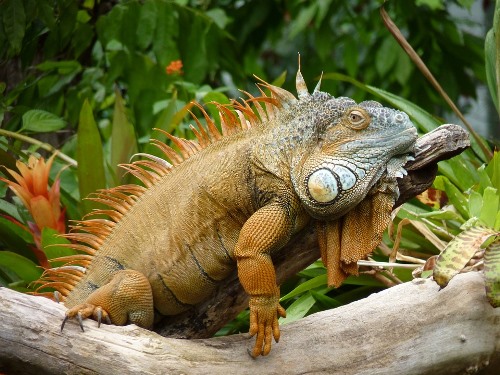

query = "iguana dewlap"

[38,68,418,358]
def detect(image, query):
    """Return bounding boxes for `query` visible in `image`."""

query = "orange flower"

[165,59,184,75]
[0,154,66,249]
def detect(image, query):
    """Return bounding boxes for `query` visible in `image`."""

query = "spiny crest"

[35,75,311,300]
[295,53,323,99]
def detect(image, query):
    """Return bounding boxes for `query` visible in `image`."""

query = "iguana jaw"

[341,126,417,154]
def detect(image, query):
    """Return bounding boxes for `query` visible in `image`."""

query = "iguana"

[38,68,418,357]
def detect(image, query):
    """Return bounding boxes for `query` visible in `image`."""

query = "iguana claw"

[60,303,110,333]
[95,306,112,328]
[77,312,85,331]
[60,316,69,332]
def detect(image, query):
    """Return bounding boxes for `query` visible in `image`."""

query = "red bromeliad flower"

[0,154,66,264]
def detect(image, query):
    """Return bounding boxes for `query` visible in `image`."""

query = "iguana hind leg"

[62,269,154,331]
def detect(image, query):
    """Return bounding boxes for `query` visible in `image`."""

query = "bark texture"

[0,272,498,374]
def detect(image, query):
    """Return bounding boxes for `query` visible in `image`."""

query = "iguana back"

[64,128,260,315]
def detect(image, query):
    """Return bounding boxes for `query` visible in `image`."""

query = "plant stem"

[0,129,77,167]
[357,260,421,269]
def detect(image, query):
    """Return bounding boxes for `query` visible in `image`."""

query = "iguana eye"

[347,109,370,129]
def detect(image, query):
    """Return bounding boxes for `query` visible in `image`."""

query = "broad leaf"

[110,89,138,185]
[484,238,500,307]
[280,274,327,302]
[485,151,500,191]
[2,0,25,54]
[0,251,42,283]
[480,187,499,228]
[434,227,498,287]
[310,290,343,309]
[36,60,82,74]
[279,292,317,325]
[0,199,22,222]
[0,216,38,263]
[77,100,106,215]
[136,0,157,50]
[22,110,66,132]
[41,227,76,267]
[433,176,469,220]
[485,29,498,113]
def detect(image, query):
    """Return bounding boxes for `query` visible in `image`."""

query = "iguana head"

[288,72,418,220]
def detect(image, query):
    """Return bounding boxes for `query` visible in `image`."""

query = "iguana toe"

[94,306,111,328]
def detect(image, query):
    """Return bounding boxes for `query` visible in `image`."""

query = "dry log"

[0,272,498,374]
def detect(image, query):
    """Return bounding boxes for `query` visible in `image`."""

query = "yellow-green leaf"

[480,187,499,228]
[279,292,316,325]
[434,227,498,287]
[484,239,500,307]
[41,227,76,267]
[22,110,66,132]
[280,274,327,302]
[433,176,469,220]
[110,89,138,185]
[77,100,106,215]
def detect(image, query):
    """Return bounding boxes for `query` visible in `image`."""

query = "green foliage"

[396,144,499,308]
[77,99,106,215]
[0,216,37,263]
[110,89,138,185]
[485,0,500,115]
[40,227,76,267]
[429,151,500,306]
[0,251,42,291]
[21,110,66,133]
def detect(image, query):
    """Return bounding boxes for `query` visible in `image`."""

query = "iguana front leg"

[234,202,295,357]
[62,269,154,331]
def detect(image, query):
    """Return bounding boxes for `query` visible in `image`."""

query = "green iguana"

[38,67,418,357]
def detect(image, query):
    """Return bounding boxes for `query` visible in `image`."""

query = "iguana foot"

[60,269,154,331]
[248,295,286,357]
[61,304,112,332]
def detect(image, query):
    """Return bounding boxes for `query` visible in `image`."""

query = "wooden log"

[0,272,498,374]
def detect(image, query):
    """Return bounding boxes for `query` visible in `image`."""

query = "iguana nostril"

[394,113,405,123]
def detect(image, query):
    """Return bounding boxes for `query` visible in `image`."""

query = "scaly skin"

[40,69,418,357]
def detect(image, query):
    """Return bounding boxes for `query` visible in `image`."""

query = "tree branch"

[1,272,498,374]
